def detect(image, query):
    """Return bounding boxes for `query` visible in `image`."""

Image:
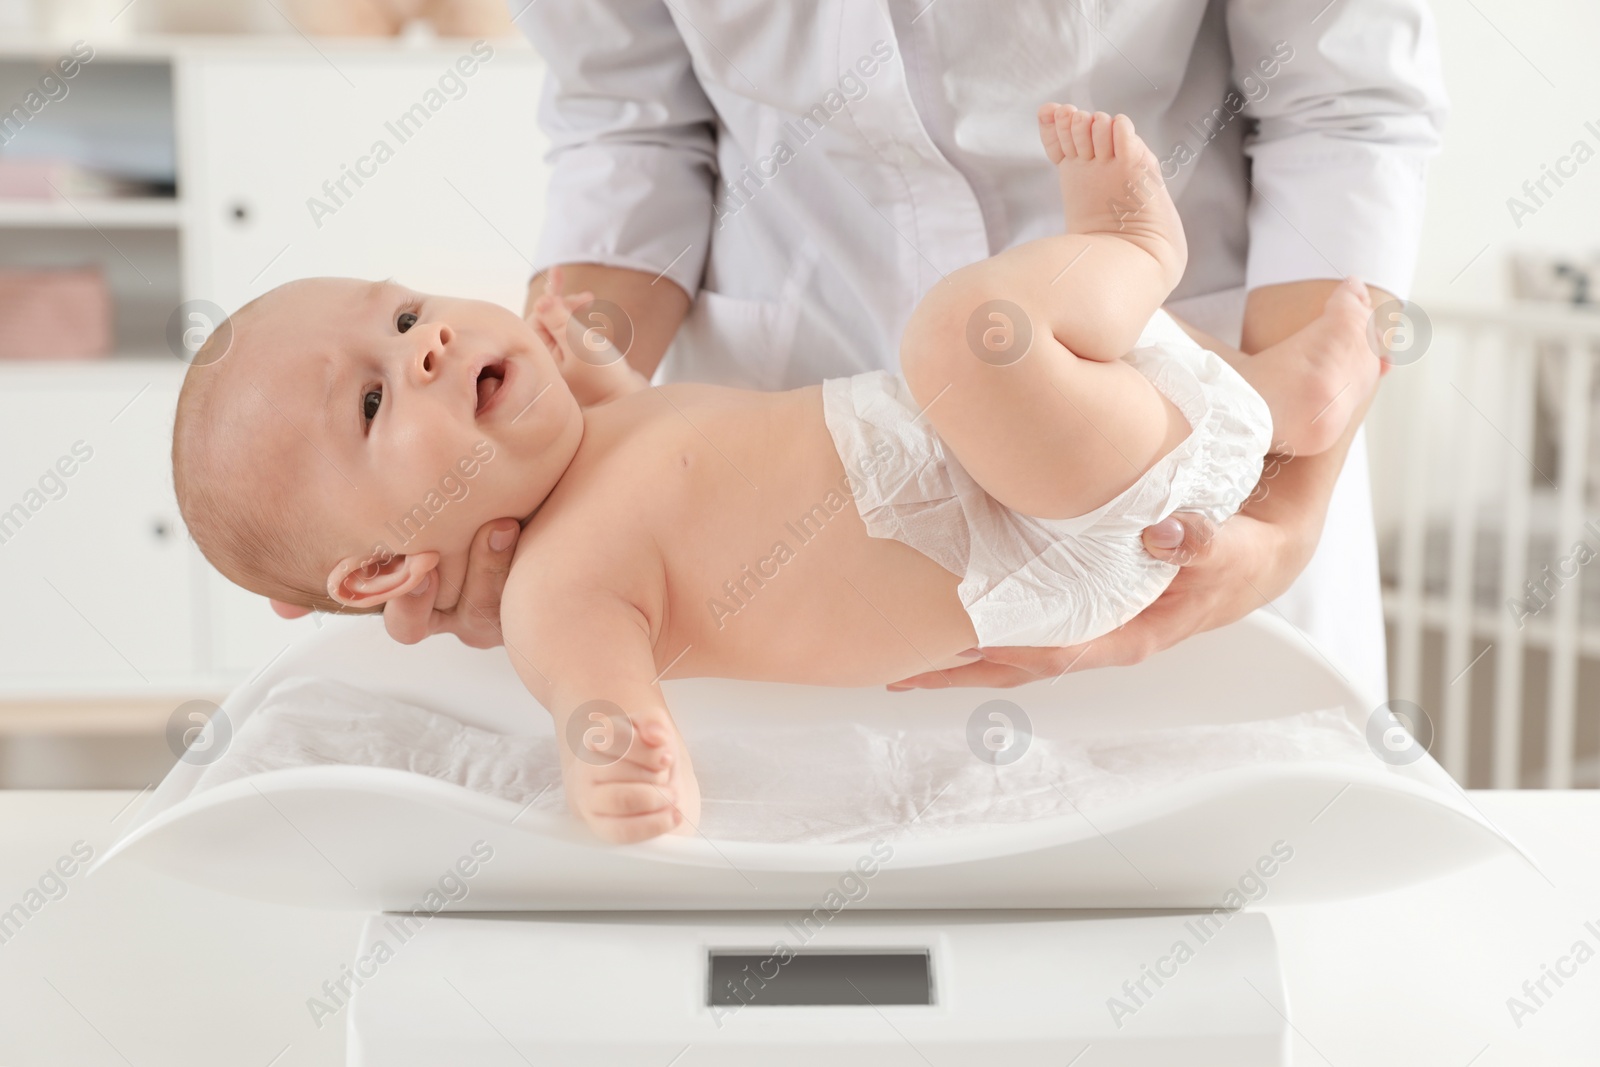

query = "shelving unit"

[0,37,181,361]
[0,197,183,228]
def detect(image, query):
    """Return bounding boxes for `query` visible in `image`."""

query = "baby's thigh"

[900,281,1172,520]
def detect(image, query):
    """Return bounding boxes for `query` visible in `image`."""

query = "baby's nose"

[410,323,454,383]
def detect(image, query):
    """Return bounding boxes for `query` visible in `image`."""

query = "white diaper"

[822,310,1273,648]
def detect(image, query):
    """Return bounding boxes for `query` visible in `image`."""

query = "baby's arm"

[503,584,700,843]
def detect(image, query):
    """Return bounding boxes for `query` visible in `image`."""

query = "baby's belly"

[659,531,972,687]
[658,497,978,688]
[643,380,977,686]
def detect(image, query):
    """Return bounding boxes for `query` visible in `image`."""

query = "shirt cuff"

[1243,139,1432,302]
[532,143,714,297]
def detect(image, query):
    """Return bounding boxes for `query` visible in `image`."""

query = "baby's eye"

[362,387,382,422]
[397,310,418,333]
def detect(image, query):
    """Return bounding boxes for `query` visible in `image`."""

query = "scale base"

[348,909,1289,1066]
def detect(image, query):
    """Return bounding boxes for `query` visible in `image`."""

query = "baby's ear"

[326,550,440,610]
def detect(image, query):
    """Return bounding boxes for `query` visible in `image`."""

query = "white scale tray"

[101,613,1520,911]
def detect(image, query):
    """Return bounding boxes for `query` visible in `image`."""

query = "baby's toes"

[1069,108,1095,159]
[1038,103,1066,163]
[1052,103,1080,160]
[1339,275,1372,312]
[1325,276,1373,333]
[1110,114,1138,159]
[1090,111,1114,158]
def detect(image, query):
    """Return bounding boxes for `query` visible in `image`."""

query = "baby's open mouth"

[475,360,506,414]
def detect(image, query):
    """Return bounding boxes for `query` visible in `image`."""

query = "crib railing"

[1375,302,1600,788]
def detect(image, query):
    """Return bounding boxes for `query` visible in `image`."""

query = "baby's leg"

[1171,279,1378,456]
[1230,278,1378,455]
[1030,105,1187,359]
[899,108,1190,520]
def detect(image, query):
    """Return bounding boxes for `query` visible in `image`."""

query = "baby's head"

[173,278,582,614]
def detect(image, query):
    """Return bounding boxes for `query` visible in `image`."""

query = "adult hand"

[887,510,1292,689]
[269,518,522,648]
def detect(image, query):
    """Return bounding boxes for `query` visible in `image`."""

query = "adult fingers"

[1141,511,1218,567]
[381,570,438,646]
[887,658,1042,690]
[443,519,520,649]
[886,639,1121,689]
[888,604,1195,690]
[270,599,312,620]
[1007,625,1166,673]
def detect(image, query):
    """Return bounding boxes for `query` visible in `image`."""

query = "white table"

[1,790,1596,1065]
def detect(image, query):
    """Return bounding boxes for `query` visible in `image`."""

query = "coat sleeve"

[1225,0,1449,299]
[517,0,719,296]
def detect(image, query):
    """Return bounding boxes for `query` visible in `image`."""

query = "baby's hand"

[530,265,651,408]
[562,702,701,844]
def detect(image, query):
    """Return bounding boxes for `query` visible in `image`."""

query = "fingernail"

[407,573,432,597]
[1148,518,1185,550]
[489,523,517,552]
[956,647,983,660]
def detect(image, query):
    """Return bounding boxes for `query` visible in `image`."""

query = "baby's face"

[242,278,582,580]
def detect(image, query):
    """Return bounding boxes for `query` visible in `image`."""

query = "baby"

[173,106,1378,842]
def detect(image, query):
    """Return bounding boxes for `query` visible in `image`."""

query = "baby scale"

[100,613,1516,1065]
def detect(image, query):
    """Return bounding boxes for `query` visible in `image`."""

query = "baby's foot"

[1037,103,1187,290]
[563,706,702,843]
[1242,277,1378,456]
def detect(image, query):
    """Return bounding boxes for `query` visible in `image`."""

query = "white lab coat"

[516,0,1449,704]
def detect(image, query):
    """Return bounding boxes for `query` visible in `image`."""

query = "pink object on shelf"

[0,159,133,200]
[0,267,113,360]
[0,159,59,199]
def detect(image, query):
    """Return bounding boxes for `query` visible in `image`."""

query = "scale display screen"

[707,951,932,1006]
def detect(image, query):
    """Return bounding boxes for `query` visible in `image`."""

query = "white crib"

[1370,301,1600,789]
